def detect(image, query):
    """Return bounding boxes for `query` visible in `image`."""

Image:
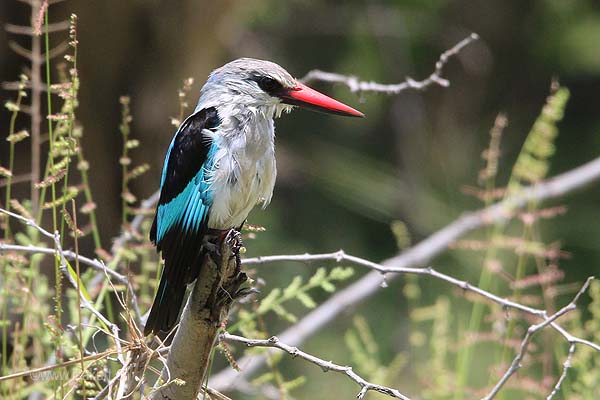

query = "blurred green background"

[1,0,600,398]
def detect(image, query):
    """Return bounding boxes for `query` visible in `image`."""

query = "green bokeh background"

[1,1,599,398]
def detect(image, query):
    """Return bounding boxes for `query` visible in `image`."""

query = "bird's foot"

[226,229,244,270]
[226,229,243,251]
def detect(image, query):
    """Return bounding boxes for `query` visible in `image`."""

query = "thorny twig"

[221,333,411,400]
[482,277,594,400]
[0,242,128,283]
[243,251,597,347]
[546,343,576,400]
[300,33,479,94]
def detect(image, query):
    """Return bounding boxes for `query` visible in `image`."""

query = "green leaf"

[251,372,274,385]
[64,258,91,303]
[272,304,297,323]
[329,266,354,280]
[282,276,303,298]
[307,267,327,286]
[320,280,336,293]
[256,288,281,314]
[281,375,306,391]
[296,292,316,309]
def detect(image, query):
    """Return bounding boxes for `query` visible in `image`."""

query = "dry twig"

[221,333,411,400]
[300,33,478,94]
[482,277,594,399]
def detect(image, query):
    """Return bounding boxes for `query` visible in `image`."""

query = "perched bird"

[145,58,363,335]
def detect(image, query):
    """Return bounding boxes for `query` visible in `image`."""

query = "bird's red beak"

[280,81,364,118]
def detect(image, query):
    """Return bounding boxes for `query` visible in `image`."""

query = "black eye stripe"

[257,76,284,94]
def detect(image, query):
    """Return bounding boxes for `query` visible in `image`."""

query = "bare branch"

[546,343,576,400]
[45,40,70,62]
[0,347,123,383]
[1,81,47,91]
[300,33,478,94]
[221,333,411,400]
[0,242,128,283]
[210,156,600,390]
[247,252,548,316]
[0,173,33,187]
[482,277,594,400]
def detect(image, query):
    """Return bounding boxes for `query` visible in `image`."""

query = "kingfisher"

[144,58,363,335]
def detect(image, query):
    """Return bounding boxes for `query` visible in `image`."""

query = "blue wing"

[145,107,221,335]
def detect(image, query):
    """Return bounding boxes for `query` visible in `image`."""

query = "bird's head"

[197,58,364,118]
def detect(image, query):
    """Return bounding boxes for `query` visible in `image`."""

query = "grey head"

[195,57,364,118]
[197,58,296,114]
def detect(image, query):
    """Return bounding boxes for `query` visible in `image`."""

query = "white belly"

[205,128,277,229]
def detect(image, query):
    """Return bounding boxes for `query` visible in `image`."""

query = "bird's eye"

[258,77,282,93]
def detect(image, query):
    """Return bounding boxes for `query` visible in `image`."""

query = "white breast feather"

[205,105,277,229]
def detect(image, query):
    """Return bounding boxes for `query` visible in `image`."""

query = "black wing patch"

[160,107,220,204]
[149,107,220,244]
[145,107,221,335]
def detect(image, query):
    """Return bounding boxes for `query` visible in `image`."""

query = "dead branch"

[221,333,411,400]
[482,277,594,399]
[300,33,478,94]
[149,231,248,400]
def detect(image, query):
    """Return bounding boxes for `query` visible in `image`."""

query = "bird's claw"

[225,229,244,269]
[226,229,244,251]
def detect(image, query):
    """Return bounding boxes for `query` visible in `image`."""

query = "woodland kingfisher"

[145,58,363,335]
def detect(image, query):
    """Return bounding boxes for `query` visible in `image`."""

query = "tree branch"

[0,242,128,283]
[210,155,600,390]
[546,343,576,400]
[300,33,478,93]
[220,333,411,400]
[149,231,248,400]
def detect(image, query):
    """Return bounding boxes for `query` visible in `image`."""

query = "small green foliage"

[6,130,29,144]
[509,86,570,191]
[241,267,354,329]
[454,83,573,399]
[345,315,408,394]
[390,220,412,250]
